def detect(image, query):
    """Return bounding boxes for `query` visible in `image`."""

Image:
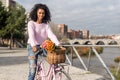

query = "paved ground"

[0,47,28,80]
[0,47,104,80]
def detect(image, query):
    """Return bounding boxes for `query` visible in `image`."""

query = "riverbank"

[72,47,120,79]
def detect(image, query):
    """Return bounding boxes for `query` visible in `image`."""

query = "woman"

[27,3,60,80]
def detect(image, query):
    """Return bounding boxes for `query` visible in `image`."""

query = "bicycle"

[34,46,72,80]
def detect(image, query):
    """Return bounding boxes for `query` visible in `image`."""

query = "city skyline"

[14,0,120,35]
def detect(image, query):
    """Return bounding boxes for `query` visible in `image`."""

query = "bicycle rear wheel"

[52,70,72,80]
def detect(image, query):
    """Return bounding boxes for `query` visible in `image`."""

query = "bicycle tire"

[51,69,72,80]
[34,64,42,80]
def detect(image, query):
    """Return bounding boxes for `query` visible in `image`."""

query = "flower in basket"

[41,40,66,64]
[41,39,66,52]
[41,39,56,52]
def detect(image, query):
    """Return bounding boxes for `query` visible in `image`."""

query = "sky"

[14,0,120,35]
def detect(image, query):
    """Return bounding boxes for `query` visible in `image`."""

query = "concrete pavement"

[0,47,28,80]
[0,47,105,80]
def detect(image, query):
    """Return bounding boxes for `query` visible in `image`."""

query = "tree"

[49,22,62,40]
[0,1,8,45]
[2,5,26,49]
[0,1,8,30]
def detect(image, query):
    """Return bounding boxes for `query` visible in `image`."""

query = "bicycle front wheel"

[52,70,72,80]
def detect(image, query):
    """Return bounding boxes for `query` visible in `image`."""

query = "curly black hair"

[29,3,51,23]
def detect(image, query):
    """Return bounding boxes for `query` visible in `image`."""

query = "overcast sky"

[14,0,120,35]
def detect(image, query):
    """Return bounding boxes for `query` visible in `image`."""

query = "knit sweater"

[27,21,60,47]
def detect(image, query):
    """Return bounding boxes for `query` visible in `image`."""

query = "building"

[81,30,89,39]
[0,0,16,8]
[67,29,89,39]
[57,24,68,37]
[68,29,83,39]
[0,0,9,8]
[67,29,74,39]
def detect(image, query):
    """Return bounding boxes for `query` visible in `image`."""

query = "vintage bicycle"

[34,46,72,80]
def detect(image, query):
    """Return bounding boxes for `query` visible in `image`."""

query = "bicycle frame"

[35,58,64,80]
[34,47,71,80]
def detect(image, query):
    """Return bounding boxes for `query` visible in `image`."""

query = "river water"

[68,47,120,79]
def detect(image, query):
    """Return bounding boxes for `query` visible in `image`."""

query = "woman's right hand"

[32,46,37,52]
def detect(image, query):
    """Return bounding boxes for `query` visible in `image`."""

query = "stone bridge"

[68,39,120,45]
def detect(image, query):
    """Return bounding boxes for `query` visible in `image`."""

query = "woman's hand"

[58,44,66,50]
[32,46,37,52]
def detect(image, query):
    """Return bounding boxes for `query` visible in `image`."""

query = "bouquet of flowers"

[41,39,59,52]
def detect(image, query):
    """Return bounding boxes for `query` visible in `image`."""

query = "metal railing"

[63,44,120,80]
[116,62,120,76]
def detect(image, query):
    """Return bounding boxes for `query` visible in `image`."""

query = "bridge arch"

[83,41,92,45]
[108,40,118,45]
[73,41,80,44]
[96,41,105,45]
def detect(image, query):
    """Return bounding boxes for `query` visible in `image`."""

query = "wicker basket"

[47,48,66,64]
